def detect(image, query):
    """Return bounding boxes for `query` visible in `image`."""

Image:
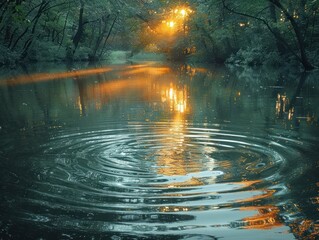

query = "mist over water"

[0,62,318,239]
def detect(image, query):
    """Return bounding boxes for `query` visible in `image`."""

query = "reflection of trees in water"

[0,63,318,238]
[270,72,319,239]
[1,63,318,132]
[229,66,318,127]
[199,66,319,238]
[21,62,55,126]
[0,64,80,132]
[275,72,318,127]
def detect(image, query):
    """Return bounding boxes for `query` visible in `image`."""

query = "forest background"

[0,0,318,70]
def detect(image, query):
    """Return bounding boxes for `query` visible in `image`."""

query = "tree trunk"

[10,27,29,50]
[72,0,85,53]
[99,13,118,59]
[90,15,110,61]
[0,1,9,27]
[269,0,314,70]
[20,0,49,60]
[222,0,314,70]
[269,2,286,55]
[59,8,70,47]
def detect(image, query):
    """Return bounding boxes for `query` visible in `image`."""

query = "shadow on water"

[0,62,318,239]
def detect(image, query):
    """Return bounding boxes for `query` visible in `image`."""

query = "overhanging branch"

[221,0,302,62]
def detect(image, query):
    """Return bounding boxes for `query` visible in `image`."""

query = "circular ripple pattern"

[0,122,310,238]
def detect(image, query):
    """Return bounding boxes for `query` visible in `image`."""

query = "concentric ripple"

[0,121,311,238]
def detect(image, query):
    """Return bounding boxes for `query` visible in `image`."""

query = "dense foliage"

[0,0,318,69]
[0,0,130,64]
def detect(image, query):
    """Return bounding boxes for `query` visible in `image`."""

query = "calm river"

[0,62,318,239]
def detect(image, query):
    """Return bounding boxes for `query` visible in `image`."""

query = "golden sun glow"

[173,7,191,17]
[160,6,193,33]
[164,84,188,114]
[141,5,194,50]
[168,21,175,28]
[180,9,187,17]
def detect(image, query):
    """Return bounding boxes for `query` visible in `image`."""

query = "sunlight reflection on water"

[0,62,318,239]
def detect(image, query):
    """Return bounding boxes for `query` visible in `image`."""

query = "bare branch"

[221,0,302,62]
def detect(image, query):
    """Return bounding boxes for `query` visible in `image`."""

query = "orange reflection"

[120,66,171,76]
[161,82,189,114]
[290,219,319,239]
[122,67,199,183]
[0,67,113,86]
[0,63,204,123]
[80,65,192,116]
[160,205,190,213]
[275,93,317,125]
[84,65,176,109]
[61,64,202,118]
[166,177,204,189]
[287,182,318,238]
[236,180,262,188]
[93,78,148,95]
[237,189,276,203]
[240,206,283,229]
[235,180,284,230]
[276,93,289,118]
[155,120,190,177]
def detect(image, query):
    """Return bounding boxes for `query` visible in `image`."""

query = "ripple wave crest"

[1,122,307,238]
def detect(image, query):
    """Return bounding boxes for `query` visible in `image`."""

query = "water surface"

[0,62,318,239]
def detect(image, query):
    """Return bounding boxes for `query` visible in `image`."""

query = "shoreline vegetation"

[0,1,318,71]
[1,47,317,68]
[1,48,317,72]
